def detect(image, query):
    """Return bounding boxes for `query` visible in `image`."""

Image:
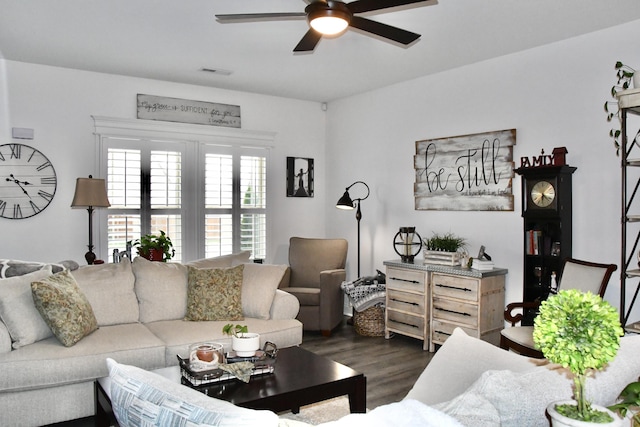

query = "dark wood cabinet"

[515,165,576,325]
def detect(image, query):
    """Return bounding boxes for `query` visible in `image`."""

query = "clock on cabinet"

[515,165,576,324]
[527,179,557,210]
[0,143,57,219]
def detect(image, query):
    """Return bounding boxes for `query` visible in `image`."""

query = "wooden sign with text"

[414,129,516,211]
[137,94,241,128]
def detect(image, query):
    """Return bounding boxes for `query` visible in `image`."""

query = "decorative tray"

[177,348,276,387]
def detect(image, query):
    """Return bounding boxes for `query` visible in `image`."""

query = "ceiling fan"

[215,0,431,52]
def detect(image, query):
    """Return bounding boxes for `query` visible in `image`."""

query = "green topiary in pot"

[533,289,624,423]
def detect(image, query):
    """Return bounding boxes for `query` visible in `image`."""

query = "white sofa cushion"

[72,258,140,326]
[132,257,189,323]
[0,267,54,349]
[106,357,279,427]
[241,263,287,320]
[426,329,640,427]
[405,328,538,406]
[186,251,252,269]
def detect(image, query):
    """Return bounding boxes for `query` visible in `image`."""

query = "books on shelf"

[526,230,542,255]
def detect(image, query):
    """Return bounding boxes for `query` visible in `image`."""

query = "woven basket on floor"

[354,306,385,337]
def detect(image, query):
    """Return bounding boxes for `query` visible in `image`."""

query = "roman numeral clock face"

[0,143,57,219]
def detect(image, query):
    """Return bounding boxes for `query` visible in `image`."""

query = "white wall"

[325,20,640,319]
[0,61,327,265]
[2,20,639,320]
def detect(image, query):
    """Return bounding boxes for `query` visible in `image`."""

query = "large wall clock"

[0,143,57,219]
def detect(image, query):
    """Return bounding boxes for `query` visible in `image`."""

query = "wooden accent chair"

[500,257,617,358]
[279,237,348,337]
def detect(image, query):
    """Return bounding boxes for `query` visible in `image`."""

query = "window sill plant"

[533,289,624,426]
[131,230,175,262]
[223,323,260,357]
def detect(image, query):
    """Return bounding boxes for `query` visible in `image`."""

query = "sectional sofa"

[104,328,640,427]
[0,253,302,427]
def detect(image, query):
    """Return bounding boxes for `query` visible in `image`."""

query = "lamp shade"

[71,176,111,208]
[336,191,354,209]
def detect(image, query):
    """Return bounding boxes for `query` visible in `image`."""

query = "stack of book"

[471,259,495,271]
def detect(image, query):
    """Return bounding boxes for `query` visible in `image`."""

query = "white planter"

[231,333,260,357]
[633,73,640,90]
[547,401,622,427]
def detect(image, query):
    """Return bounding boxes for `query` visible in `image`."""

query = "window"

[95,118,273,263]
[203,150,267,259]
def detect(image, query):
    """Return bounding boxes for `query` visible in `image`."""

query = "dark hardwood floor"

[300,317,434,409]
[50,317,434,426]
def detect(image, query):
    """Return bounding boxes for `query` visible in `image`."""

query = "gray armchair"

[280,237,348,336]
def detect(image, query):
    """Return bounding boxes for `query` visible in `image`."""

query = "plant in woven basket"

[533,289,624,423]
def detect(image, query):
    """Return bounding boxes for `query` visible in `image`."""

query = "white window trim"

[92,116,275,262]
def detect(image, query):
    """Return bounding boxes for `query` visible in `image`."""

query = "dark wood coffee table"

[96,346,366,424]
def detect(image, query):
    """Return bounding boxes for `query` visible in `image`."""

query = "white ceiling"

[1,0,640,103]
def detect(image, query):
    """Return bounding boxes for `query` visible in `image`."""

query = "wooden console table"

[383,260,507,352]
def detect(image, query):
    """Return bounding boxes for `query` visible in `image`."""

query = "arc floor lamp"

[336,181,370,278]
[71,175,110,265]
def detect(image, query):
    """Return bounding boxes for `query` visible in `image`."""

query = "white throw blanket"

[308,399,464,427]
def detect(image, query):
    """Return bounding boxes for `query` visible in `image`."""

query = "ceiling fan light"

[310,16,349,35]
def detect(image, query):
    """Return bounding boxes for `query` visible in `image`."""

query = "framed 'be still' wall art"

[414,129,516,211]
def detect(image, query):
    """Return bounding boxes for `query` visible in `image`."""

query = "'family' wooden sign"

[414,129,516,211]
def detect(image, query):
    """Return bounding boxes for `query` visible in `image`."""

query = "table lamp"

[71,175,110,264]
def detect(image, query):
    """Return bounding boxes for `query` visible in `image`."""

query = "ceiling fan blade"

[216,12,306,21]
[349,16,420,45]
[294,29,323,52]
[347,0,430,14]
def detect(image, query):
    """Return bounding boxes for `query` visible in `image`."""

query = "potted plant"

[605,61,637,155]
[609,381,640,427]
[131,230,175,262]
[222,323,260,357]
[533,289,624,426]
[423,232,466,266]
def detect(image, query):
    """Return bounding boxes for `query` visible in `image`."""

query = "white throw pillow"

[0,259,64,278]
[434,334,640,427]
[72,258,139,326]
[405,328,537,406]
[241,263,287,320]
[186,251,252,269]
[132,257,189,323]
[0,266,54,348]
[106,358,279,427]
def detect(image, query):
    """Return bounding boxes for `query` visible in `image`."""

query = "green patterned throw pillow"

[185,265,244,321]
[31,270,98,347]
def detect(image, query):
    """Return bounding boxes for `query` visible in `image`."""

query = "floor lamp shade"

[71,176,110,265]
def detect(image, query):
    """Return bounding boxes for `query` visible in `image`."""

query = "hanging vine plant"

[604,61,636,155]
